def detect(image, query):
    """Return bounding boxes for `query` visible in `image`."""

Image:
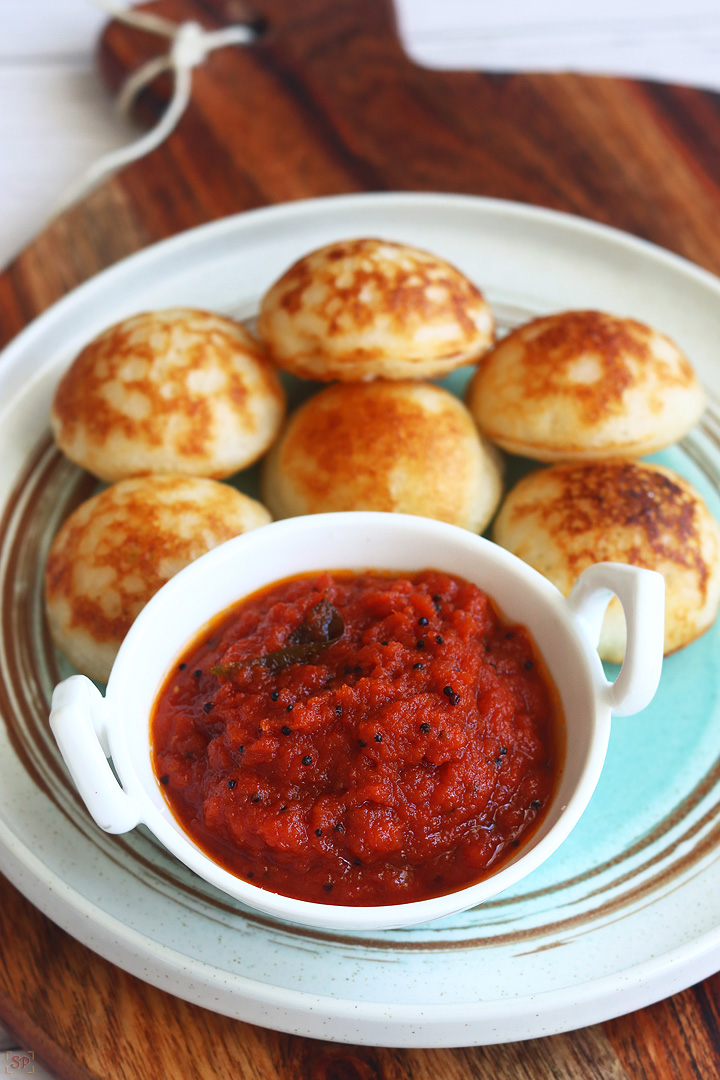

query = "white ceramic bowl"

[49,512,664,931]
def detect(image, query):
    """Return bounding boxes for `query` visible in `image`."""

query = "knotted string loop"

[52,1,255,215]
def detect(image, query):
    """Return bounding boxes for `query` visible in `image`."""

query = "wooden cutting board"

[3,2,720,1077]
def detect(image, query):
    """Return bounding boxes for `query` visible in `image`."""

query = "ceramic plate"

[2,193,720,1048]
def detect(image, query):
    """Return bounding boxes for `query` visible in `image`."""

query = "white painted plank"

[0,2,134,265]
[395,0,720,88]
[0,63,134,264]
[1,1,720,269]
[0,0,119,60]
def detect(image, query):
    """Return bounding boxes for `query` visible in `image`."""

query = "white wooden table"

[2,0,720,275]
[1,1,719,1075]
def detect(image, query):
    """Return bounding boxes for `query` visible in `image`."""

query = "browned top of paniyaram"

[262,380,502,532]
[44,475,271,682]
[257,238,494,381]
[514,461,708,587]
[468,310,705,460]
[51,308,285,482]
[500,311,694,423]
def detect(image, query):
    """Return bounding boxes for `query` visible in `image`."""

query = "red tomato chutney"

[151,571,562,906]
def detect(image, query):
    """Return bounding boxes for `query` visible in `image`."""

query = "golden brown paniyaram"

[257,238,495,381]
[492,461,720,661]
[262,381,504,532]
[51,308,285,482]
[467,310,706,460]
[45,476,271,683]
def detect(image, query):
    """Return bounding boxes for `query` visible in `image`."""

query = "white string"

[51,1,255,216]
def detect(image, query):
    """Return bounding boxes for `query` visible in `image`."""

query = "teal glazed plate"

[2,193,720,1046]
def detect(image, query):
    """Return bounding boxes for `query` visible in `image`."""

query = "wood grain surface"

[2,0,720,1076]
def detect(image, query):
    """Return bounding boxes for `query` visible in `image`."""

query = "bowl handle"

[50,675,141,833]
[567,562,665,717]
